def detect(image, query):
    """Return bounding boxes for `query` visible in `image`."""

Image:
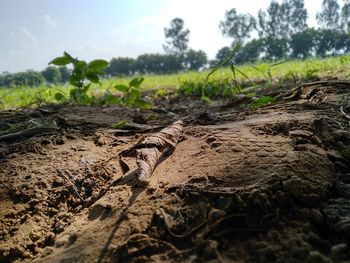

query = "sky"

[0,0,322,73]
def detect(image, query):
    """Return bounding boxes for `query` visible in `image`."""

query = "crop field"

[1,55,350,110]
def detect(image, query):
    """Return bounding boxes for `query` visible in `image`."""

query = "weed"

[111,120,128,129]
[1,55,350,110]
[250,96,275,108]
[251,60,289,88]
[114,77,152,109]
[50,51,108,104]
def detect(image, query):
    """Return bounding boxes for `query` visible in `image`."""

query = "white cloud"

[40,14,57,32]
[19,26,39,48]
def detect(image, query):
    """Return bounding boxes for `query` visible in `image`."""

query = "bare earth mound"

[1,82,350,262]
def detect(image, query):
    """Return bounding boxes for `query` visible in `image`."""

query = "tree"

[314,29,338,56]
[212,46,232,67]
[235,39,264,63]
[341,0,350,32]
[184,49,207,70]
[281,0,308,36]
[135,54,183,74]
[264,37,289,60]
[258,1,283,38]
[0,71,45,87]
[107,57,135,76]
[219,8,256,45]
[316,0,340,30]
[258,0,307,39]
[290,28,318,58]
[163,18,190,55]
[59,66,70,83]
[41,66,61,84]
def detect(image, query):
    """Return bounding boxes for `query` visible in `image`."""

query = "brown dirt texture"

[1,81,350,262]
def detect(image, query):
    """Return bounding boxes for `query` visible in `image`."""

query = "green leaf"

[63,51,74,61]
[83,84,91,93]
[111,120,128,129]
[70,88,79,100]
[128,87,140,102]
[129,77,144,89]
[73,60,87,72]
[200,95,211,104]
[87,68,106,76]
[54,92,65,101]
[114,84,129,93]
[250,96,275,109]
[49,56,71,66]
[69,77,79,86]
[88,59,109,70]
[102,94,121,105]
[133,98,153,109]
[86,72,99,83]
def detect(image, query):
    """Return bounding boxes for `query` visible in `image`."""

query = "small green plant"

[339,55,349,66]
[250,96,275,108]
[49,51,108,104]
[304,67,319,81]
[111,120,128,129]
[251,60,289,88]
[202,45,251,103]
[114,77,152,109]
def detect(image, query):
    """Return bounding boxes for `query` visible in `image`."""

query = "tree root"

[340,106,350,120]
[0,127,59,142]
[55,168,85,202]
[157,207,207,239]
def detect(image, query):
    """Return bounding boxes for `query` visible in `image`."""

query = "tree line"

[215,0,350,65]
[1,0,350,88]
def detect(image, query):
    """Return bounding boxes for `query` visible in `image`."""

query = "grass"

[1,55,350,110]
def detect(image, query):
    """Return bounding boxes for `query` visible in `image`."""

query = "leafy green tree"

[314,29,338,56]
[264,37,289,60]
[219,8,256,45]
[184,49,207,70]
[281,0,308,36]
[163,18,190,55]
[316,0,340,30]
[0,71,45,87]
[258,0,307,39]
[290,28,318,58]
[235,39,264,63]
[59,66,70,83]
[258,0,308,60]
[258,1,283,38]
[215,47,232,63]
[160,54,184,73]
[341,0,350,32]
[41,66,61,84]
[335,30,350,52]
[135,54,183,74]
[107,57,135,76]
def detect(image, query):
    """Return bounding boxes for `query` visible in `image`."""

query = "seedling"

[114,77,152,109]
[49,51,108,104]
[250,96,275,108]
[202,45,252,103]
[251,60,289,88]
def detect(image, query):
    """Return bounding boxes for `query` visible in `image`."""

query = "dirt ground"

[1,81,350,263]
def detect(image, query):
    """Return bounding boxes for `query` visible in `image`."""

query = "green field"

[1,55,350,110]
